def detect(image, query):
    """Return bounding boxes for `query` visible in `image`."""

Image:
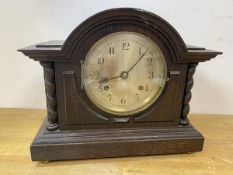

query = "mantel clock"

[18,8,222,161]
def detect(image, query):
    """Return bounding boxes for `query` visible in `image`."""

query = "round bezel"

[83,32,167,116]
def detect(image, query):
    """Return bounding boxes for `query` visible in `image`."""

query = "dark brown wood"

[54,22,187,130]
[180,63,198,125]
[18,8,222,161]
[31,119,204,161]
[40,62,58,131]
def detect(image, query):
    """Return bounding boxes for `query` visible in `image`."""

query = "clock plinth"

[31,119,203,161]
[18,8,222,161]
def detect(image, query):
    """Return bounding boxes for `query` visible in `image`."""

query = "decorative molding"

[40,61,58,131]
[18,9,222,63]
[63,8,187,63]
[180,63,198,126]
[31,118,204,161]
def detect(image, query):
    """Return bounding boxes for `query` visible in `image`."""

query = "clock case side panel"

[55,63,110,129]
[55,20,188,130]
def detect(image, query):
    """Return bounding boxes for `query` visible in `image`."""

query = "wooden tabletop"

[0,108,233,175]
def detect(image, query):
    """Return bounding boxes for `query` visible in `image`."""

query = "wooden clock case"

[18,8,222,161]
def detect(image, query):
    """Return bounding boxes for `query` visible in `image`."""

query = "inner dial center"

[120,71,128,79]
[83,32,167,116]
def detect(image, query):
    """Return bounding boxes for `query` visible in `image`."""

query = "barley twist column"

[180,63,198,126]
[40,61,58,131]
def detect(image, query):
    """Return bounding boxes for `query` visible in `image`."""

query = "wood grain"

[0,108,232,175]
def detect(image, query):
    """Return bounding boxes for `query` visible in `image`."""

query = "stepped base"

[31,119,204,161]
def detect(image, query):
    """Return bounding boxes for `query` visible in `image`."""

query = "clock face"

[83,32,167,116]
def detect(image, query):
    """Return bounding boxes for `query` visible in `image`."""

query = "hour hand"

[99,75,121,84]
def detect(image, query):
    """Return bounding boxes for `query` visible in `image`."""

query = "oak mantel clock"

[18,8,222,161]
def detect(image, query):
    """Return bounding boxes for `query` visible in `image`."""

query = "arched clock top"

[62,8,187,62]
[18,8,222,63]
[18,7,223,161]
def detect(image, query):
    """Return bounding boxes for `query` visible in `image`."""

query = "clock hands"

[99,75,121,84]
[99,49,148,84]
[126,49,148,74]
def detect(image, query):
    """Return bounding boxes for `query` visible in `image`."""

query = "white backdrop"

[0,0,232,114]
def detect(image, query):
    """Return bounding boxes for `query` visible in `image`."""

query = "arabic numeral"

[139,47,146,56]
[109,46,114,54]
[123,42,130,50]
[108,94,112,101]
[97,57,104,64]
[149,71,154,79]
[121,98,126,104]
[90,71,99,79]
[139,47,143,56]
[147,57,154,65]
[135,94,140,102]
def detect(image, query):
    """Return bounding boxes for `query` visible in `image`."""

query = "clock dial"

[83,32,167,116]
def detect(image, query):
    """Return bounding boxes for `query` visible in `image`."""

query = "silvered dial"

[83,32,167,116]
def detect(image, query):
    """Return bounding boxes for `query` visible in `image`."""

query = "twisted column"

[180,63,198,126]
[40,61,58,131]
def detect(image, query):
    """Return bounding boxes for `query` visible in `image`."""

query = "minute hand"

[127,50,148,73]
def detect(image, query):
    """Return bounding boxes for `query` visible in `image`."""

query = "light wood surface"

[0,108,233,175]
